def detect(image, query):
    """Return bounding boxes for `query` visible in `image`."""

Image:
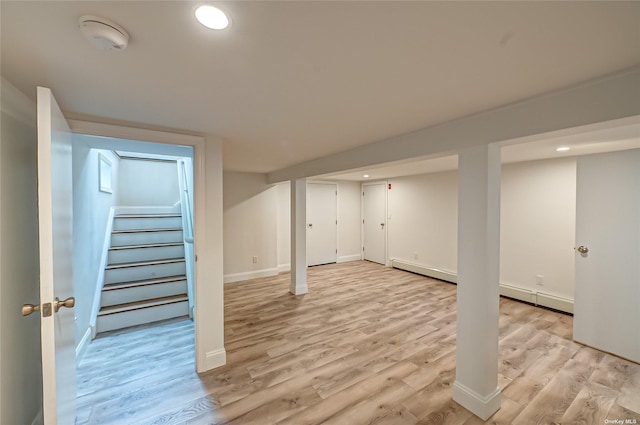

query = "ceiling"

[319,121,640,181]
[2,1,639,173]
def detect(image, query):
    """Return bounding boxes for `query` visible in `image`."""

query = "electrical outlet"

[413,252,418,260]
[536,275,544,286]
[252,256,258,264]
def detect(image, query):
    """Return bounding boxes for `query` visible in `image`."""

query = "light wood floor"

[77,261,640,425]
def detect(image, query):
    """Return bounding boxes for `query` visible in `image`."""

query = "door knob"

[21,303,40,317]
[54,296,75,313]
[308,223,313,228]
[576,246,589,254]
[380,223,385,229]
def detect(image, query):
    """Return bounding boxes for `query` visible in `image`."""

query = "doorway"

[307,182,338,266]
[362,181,387,265]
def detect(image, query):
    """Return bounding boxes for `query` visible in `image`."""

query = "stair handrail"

[180,160,194,244]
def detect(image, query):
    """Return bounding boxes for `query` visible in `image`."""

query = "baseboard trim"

[453,381,501,421]
[338,254,362,263]
[278,263,291,273]
[289,284,309,296]
[390,258,574,314]
[203,348,227,371]
[75,327,92,362]
[390,259,457,283]
[224,267,279,284]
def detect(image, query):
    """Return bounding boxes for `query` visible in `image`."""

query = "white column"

[453,144,502,420]
[290,179,308,295]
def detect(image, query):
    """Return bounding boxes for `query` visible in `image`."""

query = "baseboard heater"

[390,259,573,314]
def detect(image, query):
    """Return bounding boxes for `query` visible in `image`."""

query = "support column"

[290,179,308,295]
[453,144,502,420]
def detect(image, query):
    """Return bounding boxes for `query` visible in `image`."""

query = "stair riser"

[101,281,187,307]
[113,216,182,231]
[96,301,189,333]
[105,262,187,284]
[108,245,185,265]
[111,230,183,247]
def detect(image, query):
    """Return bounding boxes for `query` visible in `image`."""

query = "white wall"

[116,159,179,207]
[388,171,459,273]
[71,137,120,353]
[226,178,361,282]
[0,78,43,425]
[275,180,362,271]
[336,181,362,262]
[223,172,278,282]
[386,157,577,301]
[501,158,576,299]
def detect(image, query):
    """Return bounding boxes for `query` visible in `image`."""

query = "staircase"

[96,213,190,334]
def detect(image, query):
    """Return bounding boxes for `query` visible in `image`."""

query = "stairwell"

[96,213,190,334]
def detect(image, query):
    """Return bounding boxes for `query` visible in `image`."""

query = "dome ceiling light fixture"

[79,15,129,50]
[195,5,230,30]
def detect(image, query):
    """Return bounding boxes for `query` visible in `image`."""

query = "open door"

[37,86,76,424]
[574,149,640,363]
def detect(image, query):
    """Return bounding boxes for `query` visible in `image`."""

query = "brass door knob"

[21,303,40,317]
[576,246,589,254]
[54,296,75,312]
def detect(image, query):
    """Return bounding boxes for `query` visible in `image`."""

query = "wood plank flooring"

[76,261,640,425]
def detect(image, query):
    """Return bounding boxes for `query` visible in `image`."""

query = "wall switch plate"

[252,256,258,263]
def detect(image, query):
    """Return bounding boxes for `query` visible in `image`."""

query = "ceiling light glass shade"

[363,174,370,178]
[556,147,570,152]
[195,5,229,30]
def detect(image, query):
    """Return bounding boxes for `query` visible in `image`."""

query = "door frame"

[361,180,388,265]
[67,119,209,372]
[306,181,338,266]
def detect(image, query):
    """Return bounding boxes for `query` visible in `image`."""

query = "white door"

[574,149,640,363]
[37,87,76,424]
[363,182,387,265]
[307,183,337,266]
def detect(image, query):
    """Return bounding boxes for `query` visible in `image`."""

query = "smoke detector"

[79,16,129,50]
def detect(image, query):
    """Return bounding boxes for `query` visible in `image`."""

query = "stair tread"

[102,275,188,291]
[106,257,186,269]
[98,294,188,316]
[112,228,183,234]
[109,242,184,251]
[116,213,182,218]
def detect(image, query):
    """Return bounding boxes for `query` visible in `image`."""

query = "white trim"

[278,263,291,273]
[537,292,574,314]
[66,119,211,372]
[390,258,574,314]
[306,181,338,266]
[75,327,92,363]
[337,254,362,263]
[204,348,227,370]
[98,153,113,193]
[390,259,457,283]
[452,381,502,421]
[361,181,388,265]
[90,207,115,338]
[224,267,279,284]
[67,119,203,146]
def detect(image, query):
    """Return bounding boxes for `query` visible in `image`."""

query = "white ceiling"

[2,1,639,173]
[319,121,640,181]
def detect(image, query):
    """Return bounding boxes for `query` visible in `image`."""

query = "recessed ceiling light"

[556,147,570,152]
[195,5,229,30]
[363,174,370,178]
